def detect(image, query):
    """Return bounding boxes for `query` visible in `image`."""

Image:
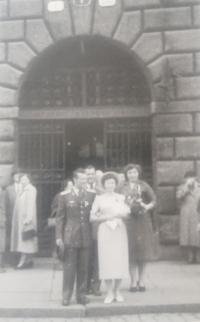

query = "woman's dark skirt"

[126,212,155,263]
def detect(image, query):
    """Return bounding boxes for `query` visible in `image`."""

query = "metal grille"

[23,71,82,109]
[86,69,140,106]
[18,120,65,257]
[41,71,82,108]
[20,68,150,109]
[104,118,152,183]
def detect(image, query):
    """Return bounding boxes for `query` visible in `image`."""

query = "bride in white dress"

[90,172,130,304]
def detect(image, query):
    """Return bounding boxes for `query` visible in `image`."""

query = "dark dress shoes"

[129,286,138,293]
[88,288,102,296]
[62,300,70,306]
[187,258,195,264]
[77,297,90,305]
[138,282,146,292]
[14,261,34,270]
[24,261,34,269]
[138,286,146,292]
[14,264,26,270]
[93,290,102,296]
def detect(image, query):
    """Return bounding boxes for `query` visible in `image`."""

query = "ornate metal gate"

[18,120,65,257]
[104,118,152,183]
[18,117,152,256]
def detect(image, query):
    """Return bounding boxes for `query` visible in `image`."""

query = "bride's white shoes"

[104,293,124,304]
[104,294,115,304]
[115,293,124,302]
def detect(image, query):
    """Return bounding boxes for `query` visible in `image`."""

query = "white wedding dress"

[91,193,129,280]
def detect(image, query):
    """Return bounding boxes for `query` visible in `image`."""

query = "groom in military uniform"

[56,168,95,306]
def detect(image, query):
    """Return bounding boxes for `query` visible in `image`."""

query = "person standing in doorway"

[177,171,200,264]
[116,169,126,193]
[11,173,38,269]
[4,170,22,266]
[95,170,104,187]
[56,168,95,306]
[85,165,103,296]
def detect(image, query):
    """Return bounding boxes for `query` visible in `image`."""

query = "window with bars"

[20,68,151,109]
[104,118,152,183]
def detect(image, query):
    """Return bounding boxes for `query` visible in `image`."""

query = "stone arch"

[2,1,178,108]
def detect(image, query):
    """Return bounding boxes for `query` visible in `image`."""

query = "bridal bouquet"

[106,198,130,230]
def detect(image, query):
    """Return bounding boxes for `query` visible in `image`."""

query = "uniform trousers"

[5,222,19,266]
[87,239,100,292]
[63,246,90,302]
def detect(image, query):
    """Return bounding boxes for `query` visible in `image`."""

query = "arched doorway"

[18,35,152,256]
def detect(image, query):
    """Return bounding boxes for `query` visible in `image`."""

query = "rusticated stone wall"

[0,0,199,246]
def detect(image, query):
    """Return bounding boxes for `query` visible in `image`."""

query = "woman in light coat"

[177,171,200,263]
[11,173,38,269]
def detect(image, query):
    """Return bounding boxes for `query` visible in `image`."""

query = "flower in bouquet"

[126,193,143,216]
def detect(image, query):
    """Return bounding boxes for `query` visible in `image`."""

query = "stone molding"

[152,100,200,114]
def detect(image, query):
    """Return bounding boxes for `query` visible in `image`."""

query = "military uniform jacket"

[56,188,95,248]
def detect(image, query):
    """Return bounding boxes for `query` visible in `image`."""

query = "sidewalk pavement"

[0,260,200,319]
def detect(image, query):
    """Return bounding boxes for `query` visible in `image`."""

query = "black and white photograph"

[0,0,200,321]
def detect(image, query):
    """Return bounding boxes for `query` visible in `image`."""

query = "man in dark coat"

[56,168,95,306]
[85,165,104,296]
[4,171,22,266]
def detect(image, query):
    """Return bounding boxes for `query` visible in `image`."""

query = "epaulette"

[86,189,96,193]
[60,190,71,196]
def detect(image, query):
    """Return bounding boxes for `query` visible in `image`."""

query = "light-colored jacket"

[11,184,38,253]
[177,182,200,247]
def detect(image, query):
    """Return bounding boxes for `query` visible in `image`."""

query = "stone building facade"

[0,0,200,256]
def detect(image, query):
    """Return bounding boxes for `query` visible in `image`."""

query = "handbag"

[47,209,57,228]
[56,242,65,261]
[48,217,56,228]
[22,222,37,241]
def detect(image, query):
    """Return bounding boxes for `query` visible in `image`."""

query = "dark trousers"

[63,246,90,302]
[87,239,101,293]
[0,253,5,268]
[5,223,19,267]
